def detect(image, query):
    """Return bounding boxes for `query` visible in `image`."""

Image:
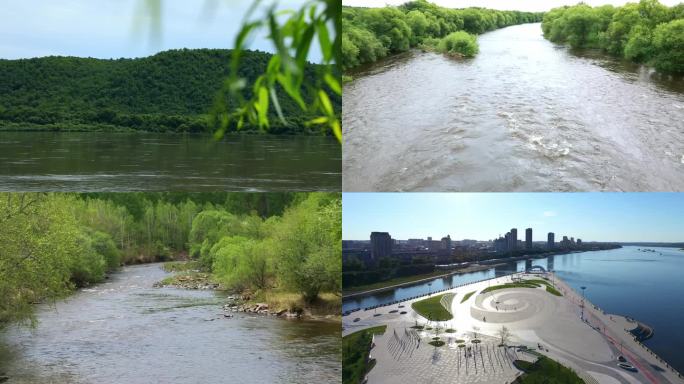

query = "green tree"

[652,19,684,72]
[0,194,78,326]
[273,194,341,302]
[624,24,654,62]
[407,10,429,44]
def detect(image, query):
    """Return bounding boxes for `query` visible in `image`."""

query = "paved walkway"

[551,272,684,384]
[343,273,684,384]
[367,327,526,384]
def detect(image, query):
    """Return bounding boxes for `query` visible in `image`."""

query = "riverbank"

[0,122,332,136]
[342,23,684,192]
[542,2,684,74]
[0,263,341,383]
[343,246,615,299]
[157,261,341,322]
[342,4,542,71]
[343,263,497,298]
[343,271,684,383]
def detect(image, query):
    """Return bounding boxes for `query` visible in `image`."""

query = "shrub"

[652,19,684,73]
[69,233,106,287]
[437,31,479,58]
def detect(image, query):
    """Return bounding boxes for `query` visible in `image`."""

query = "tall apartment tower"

[509,228,518,251]
[525,228,532,249]
[547,232,555,249]
[370,232,392,260]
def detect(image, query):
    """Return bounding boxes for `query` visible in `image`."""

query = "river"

[342,246,684,373]
[0,263,340,384]
[0,132,341,191]
[342,23,684,191]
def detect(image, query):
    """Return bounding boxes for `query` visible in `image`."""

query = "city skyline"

[342,193,684,242]
[0,0,322,61]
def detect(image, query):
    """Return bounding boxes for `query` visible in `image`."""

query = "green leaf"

[317,19,333,62]
[318,90,334,116]
[257,86,269,126]
[324,73,341,95]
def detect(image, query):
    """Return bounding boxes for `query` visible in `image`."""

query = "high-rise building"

[547,232,555,249]
[509,228,518,250]
[494,235,507,252]
[525,228,532,249]
[370,232,392,260]
[577,239,582,246]
[561,236,570,249]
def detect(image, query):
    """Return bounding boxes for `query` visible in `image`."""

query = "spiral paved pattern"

[470,288,558,325]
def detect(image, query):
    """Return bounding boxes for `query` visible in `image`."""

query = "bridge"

[527,265,547,273]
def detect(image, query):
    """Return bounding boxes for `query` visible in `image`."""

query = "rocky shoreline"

[153,273,220,290]
[222,295,303,319]
[154,270,339,322]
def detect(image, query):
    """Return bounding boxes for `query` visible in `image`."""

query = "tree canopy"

[0,49,340,135]
[342,1,543,70]
[542,0,684,73]
[0,192,340,327]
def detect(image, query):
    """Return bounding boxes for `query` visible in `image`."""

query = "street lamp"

[580,286,587,321]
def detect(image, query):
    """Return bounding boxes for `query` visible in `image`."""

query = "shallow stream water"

[0,263,340,384]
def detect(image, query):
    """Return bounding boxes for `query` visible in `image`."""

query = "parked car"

[617,363,638,372]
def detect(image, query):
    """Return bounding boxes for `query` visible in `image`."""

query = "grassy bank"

[160,262,341,318]
[461,291,476,303]
[343,325,387,384]
[246,291,341,319]
[411,294,453,321]
[514,355,585,383]
[343,270,449,295]
[342,2,543,71]
[481,279,561,296]
[343,264,497,295]
[542,1,684,73]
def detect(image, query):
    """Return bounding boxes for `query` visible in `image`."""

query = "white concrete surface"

[343,273,684,384]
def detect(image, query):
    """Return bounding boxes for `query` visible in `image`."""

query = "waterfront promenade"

[343,272,684,384]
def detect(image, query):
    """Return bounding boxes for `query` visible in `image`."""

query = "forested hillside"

[342,0,543,70]
[0,49,340,134]
[542,0,684,73]
[0,192,341,326]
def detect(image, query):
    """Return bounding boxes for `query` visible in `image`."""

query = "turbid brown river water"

[343,23,684,192]
[0,264,340,384]
[0,132,341,192]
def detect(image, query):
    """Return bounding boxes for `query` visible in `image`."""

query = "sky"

[0,0,321,61]
[342,0,682,12]
[343,193,684,243]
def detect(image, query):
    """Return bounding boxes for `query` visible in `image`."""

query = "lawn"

[411,294,453,321]
[343,325,387,384]
[546,286,562,296]
[481,281,542,294]
[514,355,585,383]
[343,270,452,294]
[461,291,476,303]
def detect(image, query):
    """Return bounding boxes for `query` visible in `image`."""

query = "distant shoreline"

[343,246,619,299]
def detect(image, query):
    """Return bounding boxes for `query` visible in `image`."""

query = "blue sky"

[343,0,682,12]
[0,0,322,61]
[343,193,684,242]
